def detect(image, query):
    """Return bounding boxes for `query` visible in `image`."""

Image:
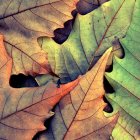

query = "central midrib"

[88,0,126,70]
[63,54,108,139]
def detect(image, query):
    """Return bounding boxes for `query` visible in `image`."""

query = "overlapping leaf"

[41,0,135,83]
[38,48,118,140]
[53,0,109,44]
[105,1,140,139]
[0,35,78,140]
[0,0,78,76]
[0,0,139,139]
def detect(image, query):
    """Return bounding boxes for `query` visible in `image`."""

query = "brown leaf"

[0,0,78,76]
[39,47,118,140]
[0,35,78,140]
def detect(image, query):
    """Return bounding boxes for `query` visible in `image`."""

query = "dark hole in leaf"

[103,96,113,113]
[33,130,44,140]
[53,0,109,44]
[103,77,114,93]
[106,62,113,72]
[10,74,38,88]
[53,10,77,44]
[33,116,54,140]
[33,107,56,140]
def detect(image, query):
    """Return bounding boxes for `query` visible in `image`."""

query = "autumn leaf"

[0,0,139,140]
[37,47,118,140]
[0,0,78,76]
[40,0,135,83]
[0,35,78,140]
[105,1,140,139]
[53,0,109,44]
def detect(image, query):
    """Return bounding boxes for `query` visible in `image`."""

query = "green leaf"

[0,0,77,76]
[41,0,135,83]
[105,1,140,139]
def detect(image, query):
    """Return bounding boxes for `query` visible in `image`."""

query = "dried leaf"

[38,47,118,140]
[0,35,78,140]
[0,0,78,76]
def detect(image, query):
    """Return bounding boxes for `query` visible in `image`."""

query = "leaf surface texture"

[0,35,78,140]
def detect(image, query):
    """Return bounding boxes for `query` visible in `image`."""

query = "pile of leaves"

[0,0,139,140]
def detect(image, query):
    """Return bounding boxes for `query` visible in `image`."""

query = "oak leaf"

[0,0,78,76]
[0,35,78,140]
[77,0,108,15]
[41,0,135,83]
[105,1,140,139]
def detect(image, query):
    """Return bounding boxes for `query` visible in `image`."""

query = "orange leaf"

[0,35,79,140]
[39,47,118,140]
